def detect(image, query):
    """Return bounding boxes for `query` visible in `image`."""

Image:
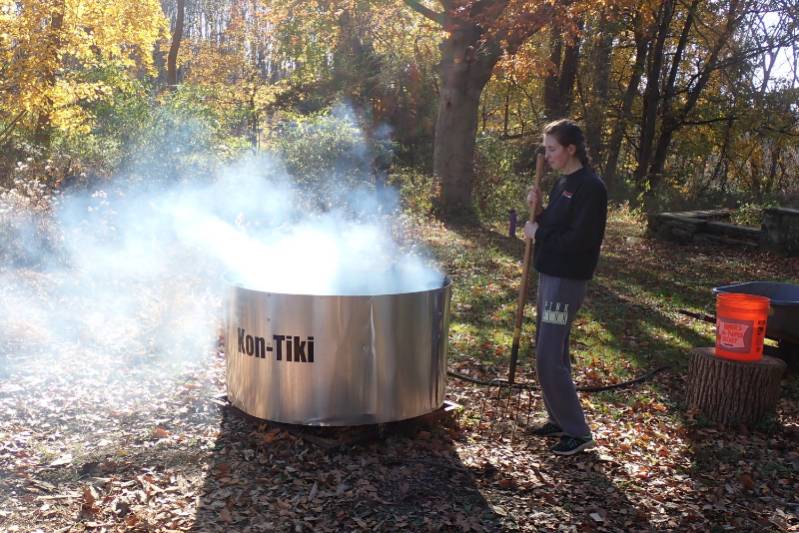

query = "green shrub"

[263,106,395,206]
[730,200,779,227]
[387,166,436,214]
[0,168,60,266]
[473,132,531,221]
[121,84,251,183]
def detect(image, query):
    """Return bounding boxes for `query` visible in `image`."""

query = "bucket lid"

[716,292,770,308]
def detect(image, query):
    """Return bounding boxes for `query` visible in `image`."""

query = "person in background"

[524,119,608,456]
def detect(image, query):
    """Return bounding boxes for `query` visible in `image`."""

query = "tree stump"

[686,347,786,426]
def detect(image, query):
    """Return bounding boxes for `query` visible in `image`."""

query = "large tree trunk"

[166,0,186,89]
[34,1,65,148]
[543,25,564,119]
[557,20,582,117]
[584,10,614,172]
[543,21,582,120]
[646,0,739,194]
[402,0,550,218]
[686,348,786,426]
[633,0,674,193]
[603,21,649,194]
[643,0,698,195]
[434,25,500,218]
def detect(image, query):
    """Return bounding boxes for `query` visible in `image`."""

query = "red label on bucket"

[717,318,753,352]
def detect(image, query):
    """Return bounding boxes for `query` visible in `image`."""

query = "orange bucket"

[715,293,769,361]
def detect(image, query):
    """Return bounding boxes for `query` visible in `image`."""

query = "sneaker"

[551,436,596,456]
[528,421,565,437]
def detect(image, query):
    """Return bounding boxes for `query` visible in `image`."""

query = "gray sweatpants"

[535,272,591,438]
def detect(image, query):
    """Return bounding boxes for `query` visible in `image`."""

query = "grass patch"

[421,206,797,381]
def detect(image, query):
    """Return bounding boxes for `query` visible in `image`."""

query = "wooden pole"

[508,153,545,384]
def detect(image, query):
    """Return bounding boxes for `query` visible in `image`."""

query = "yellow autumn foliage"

[0,0,167,140]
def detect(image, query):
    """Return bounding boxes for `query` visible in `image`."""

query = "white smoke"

[169,157,443,295]
[0,140,443,386]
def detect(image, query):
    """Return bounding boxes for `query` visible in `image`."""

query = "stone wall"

[761,207,799,255]
[648,207,799,256]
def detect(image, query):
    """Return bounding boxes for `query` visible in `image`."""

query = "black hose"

[447,365,671,393]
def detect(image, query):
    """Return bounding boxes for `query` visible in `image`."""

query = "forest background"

[2,4,799,530]
[1,0,798,221]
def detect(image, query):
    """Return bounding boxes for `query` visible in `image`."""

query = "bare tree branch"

[501,2,555,54]
[403,0,447,26]
[470,0,508,19]
[682,115,739,126]
[0,110,27,146]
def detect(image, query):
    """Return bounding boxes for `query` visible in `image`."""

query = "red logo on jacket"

[561,190,573,199]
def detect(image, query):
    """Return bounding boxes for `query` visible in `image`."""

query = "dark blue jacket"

[534,167,607,280]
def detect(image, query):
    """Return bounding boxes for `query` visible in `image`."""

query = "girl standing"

[524,119,608,456]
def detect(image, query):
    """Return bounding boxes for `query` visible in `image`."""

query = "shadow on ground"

[445,380,654,530]
[436,217,799,530]
[193,396,656,531]
[194,406,503,532]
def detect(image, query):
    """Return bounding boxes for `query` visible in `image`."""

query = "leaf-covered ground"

[1,208,798,532]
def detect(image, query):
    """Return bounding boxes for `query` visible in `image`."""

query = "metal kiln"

[225,280,451,425]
